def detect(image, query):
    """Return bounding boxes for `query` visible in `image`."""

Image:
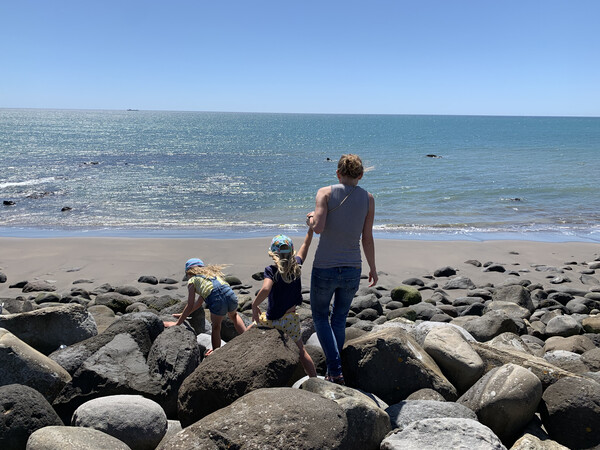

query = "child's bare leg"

[228,311,247,334]
[209,313,225,354]
[296,339,317,377]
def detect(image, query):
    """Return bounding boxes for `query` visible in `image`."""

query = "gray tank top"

[313,184,370,269]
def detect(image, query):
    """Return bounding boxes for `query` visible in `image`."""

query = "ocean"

[1,109,599,241]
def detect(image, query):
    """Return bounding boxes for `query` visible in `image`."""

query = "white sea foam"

[0,177,56,189]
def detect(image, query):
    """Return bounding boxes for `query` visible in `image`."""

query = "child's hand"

[252,309,260,324]
[163,321,178,327]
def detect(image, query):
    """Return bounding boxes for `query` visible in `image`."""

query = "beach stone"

[0,384,63,450]
[87,305,117,334]
[457,363,542,445]
[138,275,158,285]
[350,294,383,314]
[443,276,477,290]
[459,310,520,342]
[483,264,506,273]
[138,295,180,312]
[511,430,569,450]
[115,285,142,297]
[22,280,56,293]
[402,277,424,286]
[582,315,600,333]
[390,285,421,305]
[405,388,446,401]
[540,376,600,449]
[589,261,600,270]
[0,272,6,283]
[434,266,456,277]
[52,332,163,423]
[341,328,457,404]
[582,347,600,372]
[543,350,589,374]
[422,326,485,393]
[484,301,531,321]
[26,426,132,450]
[465,259,482,267]
[487,332,535,355]
[163,388,348,449]
[0,304,97,355]
[0,329,71,402]
[380,418,506,450]
[385,399,477,431]
[385,306,417,321]
[300,377,391,450]
[146,325,200,418]
[95,292,135,313]
[177,326,300,426]
[545,315,582,337]
[412,321,476,346]
[580,273,600,285]
[159,277,178,284]
[543,335,595,354]
[492,285,534,312]
[34,292,62,304]
[72,395,167,450]
[411,302,443,321]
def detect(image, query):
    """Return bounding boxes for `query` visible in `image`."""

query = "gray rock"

[487,332,534,355]
[540,376,600,449]
[405,388,446,401]
[350,294,383,315]
[434,266,456,277]
[443,276,477,290]
[484,301,531,321]
[72,395,167,450]
[115,285,142,297]
[412,321,476,346]
[0,304,97,355]
[138,276,158,285]
[459,310,520,342]
[94,292,135,313]
[390,285,422,306]
[422,326,484,393]
[26,426,132,450]
[457,363,542,445]
[543,350,590,374]
[300,377,391,450]
[177,326,300,426]
[341,328,457,404]
[0,384,63,450]
[86,305,117,334]
[146,325,200,417]
[545,315,582,337]
[385,399,477,430]
[22,280,56,293]
[492,285,534,312]
[161,388,347,449]
[0,329,71,402]
[0,272,6,283]
[542,335,596,354]
[380,418,506,450]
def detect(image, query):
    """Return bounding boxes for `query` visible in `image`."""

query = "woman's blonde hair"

[268,251,301,283]
[186,264,227,279]
[337,154,364,179]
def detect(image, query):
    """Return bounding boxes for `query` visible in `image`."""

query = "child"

[164,258,247,356]
[251,230,317,377]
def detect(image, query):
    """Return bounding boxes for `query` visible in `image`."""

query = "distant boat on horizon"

[126,109,139,111]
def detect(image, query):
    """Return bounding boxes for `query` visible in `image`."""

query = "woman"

[306,154,377,385]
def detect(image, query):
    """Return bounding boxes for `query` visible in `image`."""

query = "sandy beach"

[1,237,599,300]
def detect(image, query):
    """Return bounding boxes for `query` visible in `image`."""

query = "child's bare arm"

[252,278,273,322]
[296,227,314,262]
[164,284,203,327]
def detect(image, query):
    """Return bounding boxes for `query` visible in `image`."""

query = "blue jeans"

[310,266,361,377]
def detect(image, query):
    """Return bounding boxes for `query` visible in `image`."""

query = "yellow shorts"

[256,311,301,342]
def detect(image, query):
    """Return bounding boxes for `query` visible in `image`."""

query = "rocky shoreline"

[1,244,600,449]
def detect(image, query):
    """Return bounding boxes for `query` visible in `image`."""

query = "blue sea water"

[1,109,599,241]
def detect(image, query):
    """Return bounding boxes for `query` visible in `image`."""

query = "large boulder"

[0,384,63,450]
[457,363,543,445]
[380,418,506,450]
[540,376,600,449]
[52,332,163,423]
[146,325,200,417]
[72,395,167,450]
[26,426,132,450]
[49,312,163,375]
[300,377,391,450]
[0,304,97,355]
[459,310,520,342]
[0,329,71,402]
[385,399,477,430]
[492,285,535,312]
[160,388,347,450]
[341,328,457,404]
[422,326,484,393]
[544,315,583,338]
[177,326,300,426]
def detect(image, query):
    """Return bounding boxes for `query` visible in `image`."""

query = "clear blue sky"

[1,0,599,116]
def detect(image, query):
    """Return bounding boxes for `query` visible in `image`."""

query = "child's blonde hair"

[268,250,301,283]
[186,264,228,279]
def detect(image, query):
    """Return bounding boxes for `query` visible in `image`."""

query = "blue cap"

[185,258,204,272]
[270,235,293,254]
